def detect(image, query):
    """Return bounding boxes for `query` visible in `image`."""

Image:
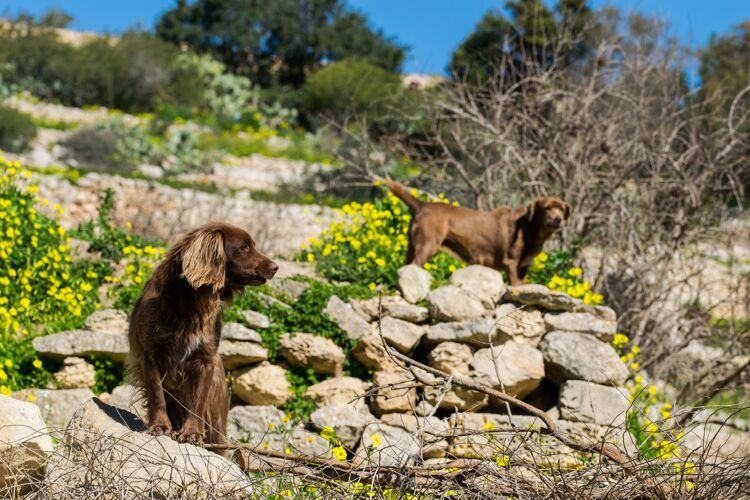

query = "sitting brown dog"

[386,181,570,285]
[127,223,278,451]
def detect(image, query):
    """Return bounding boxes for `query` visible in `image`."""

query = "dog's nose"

[552,216,562,224]
[268,262,279,277]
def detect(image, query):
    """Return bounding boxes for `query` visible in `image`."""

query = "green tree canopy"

[699,21,750,110]
[156,0,406,88]
[449,0,597,84]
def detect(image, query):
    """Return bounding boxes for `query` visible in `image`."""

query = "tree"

[156,0,405,88]
[449,0,597,84]
[699,21,750,110]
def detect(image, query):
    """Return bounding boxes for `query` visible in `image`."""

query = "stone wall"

[34,172,336,257]
[21,264,643,467]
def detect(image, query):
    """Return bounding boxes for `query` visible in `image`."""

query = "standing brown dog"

[127,223,278,450]
[386,181,570,285]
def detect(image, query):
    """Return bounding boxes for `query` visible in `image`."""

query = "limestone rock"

[110,384,146,420]
[424,381,489,412]
[370,371,417,415]
[257,292,291,310]
[310,404,374,449]
[84,308,129,333]
[558,380,629,426]
[267,278,310,301]
[0,395,54,496]
[305,377,370,412]
[13,388,95,436]
[471,342,545,398]
[683,422,750,463]
[32,329,129,362]
[219,340,268,370]
[354,423,420,467]
[44,398,253,497]
[427,285,487,322]
[539,331,628,386]
[288,426,331,457]
[427,342,474,375]
[414,400,435,416]
[222,322,263,343]
[279,333,344,375]
[449,265,506,306]
[505,284,581,312]
[351,330,400,372]
[227,405,287,449]
[54,356,96,389]
[353,295,429,323]
[380,413,449,458]
[233,362,291,406]
[241,311,271,330]
[397,264,432,303]
[379,316,425,353]
[543,312,617,342]
[324,295,369,340]
[426,318,498,347]
[495,303,546,346]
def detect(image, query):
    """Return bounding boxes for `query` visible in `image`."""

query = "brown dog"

[387,181,570,285]
[127,223,278,450]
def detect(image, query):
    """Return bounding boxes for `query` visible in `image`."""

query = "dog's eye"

[241,243,252,252]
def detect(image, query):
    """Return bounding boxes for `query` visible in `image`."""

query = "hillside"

[1,9,750,497]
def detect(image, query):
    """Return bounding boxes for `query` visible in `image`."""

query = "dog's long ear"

[181,228,226,291]
[563,202,572,221]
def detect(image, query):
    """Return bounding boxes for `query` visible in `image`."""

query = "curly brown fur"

[127,223,278,452]
[386,181,570,285]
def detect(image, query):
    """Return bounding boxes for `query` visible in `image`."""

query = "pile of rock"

[23,266,634,464]
[4,263,750,491]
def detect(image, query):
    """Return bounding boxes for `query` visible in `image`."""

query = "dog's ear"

[181,228,226,291]
[563,202,572,221]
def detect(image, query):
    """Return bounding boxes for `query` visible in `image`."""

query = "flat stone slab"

[505,284,581,312]
[543,312,617,342]
[558,380,629,426]
[219,340,268,369]
[32,330,129,362]
[222,322,263,343]
[539,331,628,386]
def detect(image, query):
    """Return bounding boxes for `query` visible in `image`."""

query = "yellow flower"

[371,434,381,447]
[568,267,583,277]
[483,421,496,431]
[332,446,347,461]
[648,385,657,395]
[4,359,11,368]
[612,333,629,349]
[27,394,36,402]
[306,253,315,262]
[630,363,639,371]
[368,282,376,291]
[0,369,6,381]
[320,426,336,441]
[495,455,509,467]
[0,385,10,396]
[631,346,640,354]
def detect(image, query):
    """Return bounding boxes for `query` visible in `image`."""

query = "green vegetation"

[156,0,405,88]
[0,158,109,395]
[0,105,37,153]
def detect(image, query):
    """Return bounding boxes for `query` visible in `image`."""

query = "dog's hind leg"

[409,216,446,267]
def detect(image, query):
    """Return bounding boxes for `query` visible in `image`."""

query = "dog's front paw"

[177,429,204,446]
[148,423,173,437]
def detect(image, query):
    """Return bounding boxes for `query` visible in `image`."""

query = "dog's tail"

[384,180,424,213]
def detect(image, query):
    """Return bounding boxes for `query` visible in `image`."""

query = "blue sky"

[2,0,749,76]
